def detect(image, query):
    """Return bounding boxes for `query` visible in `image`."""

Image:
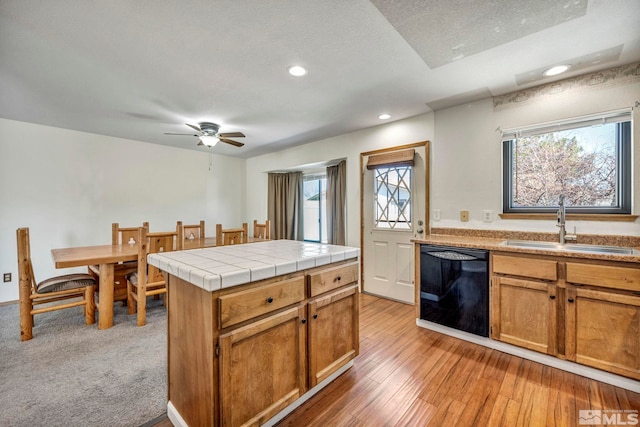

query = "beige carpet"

[0,299,167,427]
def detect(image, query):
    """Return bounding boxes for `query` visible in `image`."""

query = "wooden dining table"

[51,236,267,329]
[51,243,139,329]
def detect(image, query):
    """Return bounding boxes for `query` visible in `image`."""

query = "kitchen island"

[148,239,360,427]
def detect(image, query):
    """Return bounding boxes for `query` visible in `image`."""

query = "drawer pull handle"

[266,297,274,304]
[301,318,306,324]
[334,276,342,282]
[549,295,555,300]
[313,313,318,319]
[568,298,574,303]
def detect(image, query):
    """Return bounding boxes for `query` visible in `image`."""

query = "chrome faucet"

[556,195,577,244]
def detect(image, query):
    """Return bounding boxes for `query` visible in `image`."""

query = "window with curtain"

[267,172,304,240]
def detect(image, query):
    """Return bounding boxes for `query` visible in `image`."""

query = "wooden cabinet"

[491,254,558,355]
[219,306,307,427]
[491,252,640,380]
[308,284,359,387]
[491,276,557,355]
[565,262,640,380]
[167,258,359,427]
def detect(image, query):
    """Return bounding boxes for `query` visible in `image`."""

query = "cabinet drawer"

[308,261,359,297]
[566,262,640,292]
[492,254,557,281]
[219,275,305,328]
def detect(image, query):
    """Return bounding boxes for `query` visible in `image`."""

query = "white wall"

[0,118,245,302]
[245,114,436,248]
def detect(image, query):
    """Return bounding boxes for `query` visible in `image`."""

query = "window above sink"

[501,109,632,216]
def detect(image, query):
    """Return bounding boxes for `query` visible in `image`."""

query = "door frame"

[359,141,430,300]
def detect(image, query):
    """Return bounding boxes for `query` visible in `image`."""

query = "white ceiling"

[1,0,638,158]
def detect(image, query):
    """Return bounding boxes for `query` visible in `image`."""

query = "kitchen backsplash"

[430,227,640,248]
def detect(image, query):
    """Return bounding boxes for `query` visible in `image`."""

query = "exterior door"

[361,142,429,304]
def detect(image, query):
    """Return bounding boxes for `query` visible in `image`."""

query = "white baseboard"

[167,401,187,427]
[167,361,355,427]
[416,319,640,393]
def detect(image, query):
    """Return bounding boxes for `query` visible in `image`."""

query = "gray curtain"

[326,160,346,245]
[267,172,304,240]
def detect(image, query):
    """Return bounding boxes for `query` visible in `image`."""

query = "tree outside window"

[503,120,630,214]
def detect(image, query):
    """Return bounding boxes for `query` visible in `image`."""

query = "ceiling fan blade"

[186,123,202,132]
[220,138,244,147]
[218,132,245,138]
[164,133,198,136]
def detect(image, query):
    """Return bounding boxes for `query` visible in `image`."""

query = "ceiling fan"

[164,122,245,147]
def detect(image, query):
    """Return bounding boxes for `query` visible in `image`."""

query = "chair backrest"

[146,223,183,283]
[16,228,36,295]
[112,222,149,245]
[180,220,205,240]
[253,219,271,239]
[216,223,248,246]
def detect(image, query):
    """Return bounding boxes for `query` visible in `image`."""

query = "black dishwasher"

[419,244,489,337]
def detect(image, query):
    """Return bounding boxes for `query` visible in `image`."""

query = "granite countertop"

[148,239,360,292]
[413,234,640,263]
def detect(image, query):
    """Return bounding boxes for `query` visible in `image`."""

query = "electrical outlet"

[433,209,441,221]
[3,273,11,283]
[483,210,493,222]
[460,210,469,222]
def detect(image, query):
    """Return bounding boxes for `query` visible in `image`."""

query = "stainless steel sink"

[501,240,640,255]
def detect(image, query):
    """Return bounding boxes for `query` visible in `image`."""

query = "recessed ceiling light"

[378,113,391,120]
[543,65,570,76]
[287,65,308,77]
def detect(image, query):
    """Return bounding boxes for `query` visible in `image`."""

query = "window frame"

[502,120,631,215]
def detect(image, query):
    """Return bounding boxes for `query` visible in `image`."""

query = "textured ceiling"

[0,0,638,158]
[369,0,588,68]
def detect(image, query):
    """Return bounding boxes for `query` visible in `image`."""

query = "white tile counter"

[147,239,360,292]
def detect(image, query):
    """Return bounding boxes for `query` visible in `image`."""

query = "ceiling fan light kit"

[199,135,219,147]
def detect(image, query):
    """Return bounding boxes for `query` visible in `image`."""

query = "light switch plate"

[433,209,441,221]
[460,210,469,222]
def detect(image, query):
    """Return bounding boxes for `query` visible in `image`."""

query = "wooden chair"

[216,223,248,246]
[180,220,205,240]
[88,222,149,304]
[127,223,183,326]
[253,219,271,240]
[17,227,96,341]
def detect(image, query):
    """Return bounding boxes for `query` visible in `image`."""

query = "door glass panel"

[374,166,412,230]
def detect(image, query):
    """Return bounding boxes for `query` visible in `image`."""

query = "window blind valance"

[366,148,415,170]
[500,109,632,141]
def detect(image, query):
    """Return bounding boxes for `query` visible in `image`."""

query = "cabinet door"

[308,284,359,387]
[565,285,640,380]
[491,276,557,355]
[219,306,307,427]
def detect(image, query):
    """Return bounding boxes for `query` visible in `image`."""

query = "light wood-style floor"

[151,293,639,427]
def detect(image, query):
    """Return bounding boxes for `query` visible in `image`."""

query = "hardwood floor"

[151,293,639,427]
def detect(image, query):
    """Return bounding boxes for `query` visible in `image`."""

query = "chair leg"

[127,281,135,315]
[19,296,33,341]
[136,283,147,327]
[84,285,96,325]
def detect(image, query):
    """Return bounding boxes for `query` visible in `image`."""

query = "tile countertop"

[412,234,640,264]
[147,239,360,292]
